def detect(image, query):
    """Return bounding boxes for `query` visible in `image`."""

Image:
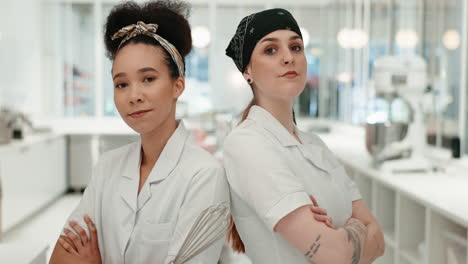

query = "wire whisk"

[170,202,230,264]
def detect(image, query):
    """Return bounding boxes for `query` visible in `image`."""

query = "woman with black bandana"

[223,8,385,264]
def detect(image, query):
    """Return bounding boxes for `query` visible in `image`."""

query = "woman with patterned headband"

[49,1,229,263]
[223,8,385,264]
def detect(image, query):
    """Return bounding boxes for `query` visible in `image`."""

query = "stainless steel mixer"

[0,109,13,144]
[366,55,429,170]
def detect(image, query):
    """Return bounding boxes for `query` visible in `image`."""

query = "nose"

[128,84,144,104]
[282,49,295,65]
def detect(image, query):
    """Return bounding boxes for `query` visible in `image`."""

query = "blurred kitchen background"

[1,0,468,263]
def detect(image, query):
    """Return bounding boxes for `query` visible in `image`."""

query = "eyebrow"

[112,67,159,80]
[138,67,159,74]
[260,35,302,44]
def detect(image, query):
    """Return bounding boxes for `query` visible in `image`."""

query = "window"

[318,0,466,153]
[64,3,96,116]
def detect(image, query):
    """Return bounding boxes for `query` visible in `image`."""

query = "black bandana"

[225,8,302,73]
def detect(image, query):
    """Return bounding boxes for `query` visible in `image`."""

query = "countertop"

[35,117,137,135]
[1,118,467,227]
[0,132,63,154]
[297,119,468,228]
[0,118,135,153]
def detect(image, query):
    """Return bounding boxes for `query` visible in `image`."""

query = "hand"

[59,215,102,264]
[309,195,335,229]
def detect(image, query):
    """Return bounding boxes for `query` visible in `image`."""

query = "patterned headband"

[112,21,185,77]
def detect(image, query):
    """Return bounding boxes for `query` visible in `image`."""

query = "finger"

[326,219,336,229]
[63,228,84,251]
[313,215,334,228]
[69,220,88,245]
[309,195,319,207]
[84,215,98,248]
[310,206,327,216]
[321,216,334,229]
[58,237,79,256]
[61,235,78,252]
[313,214,329,223]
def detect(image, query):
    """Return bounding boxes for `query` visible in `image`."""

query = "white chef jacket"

[223,106,361,264]
[63,121,230,264]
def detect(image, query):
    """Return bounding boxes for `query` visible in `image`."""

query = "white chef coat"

[63,121,230,264]
[223,105,361,264]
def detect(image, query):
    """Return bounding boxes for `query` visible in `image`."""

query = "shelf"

[428,211,467,264]
[375,183,396,238]
[398,194,426,260]
[374,246,394,264]
[443,230,467,264]
[340,160,468,264]
[384,231,397,248]
[400,248,422,264]
[398,255,416,264]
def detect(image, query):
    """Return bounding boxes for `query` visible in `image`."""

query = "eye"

[265,47,277,55]
[144,76,155,83]
[291,45,302,52]
[115,82,127,89]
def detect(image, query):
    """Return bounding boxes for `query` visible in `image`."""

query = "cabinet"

[311,122,468,264]
[0,136,67,234]
[68,134,139,190]
[345,165,468,264]
[68,135,99,190]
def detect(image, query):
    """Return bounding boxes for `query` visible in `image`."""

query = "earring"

[247,78,253,84]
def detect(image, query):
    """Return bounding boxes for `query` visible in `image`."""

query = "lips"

[128,109,152,118]
[281,71,298,78]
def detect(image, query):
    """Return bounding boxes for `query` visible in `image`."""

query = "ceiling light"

[192,26,211,49]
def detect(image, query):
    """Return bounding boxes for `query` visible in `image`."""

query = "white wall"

[0,0,45,118]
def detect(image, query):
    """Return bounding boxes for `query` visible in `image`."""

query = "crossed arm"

[275,199,384,264]
[49,215,101,264]
[351,199,385,264]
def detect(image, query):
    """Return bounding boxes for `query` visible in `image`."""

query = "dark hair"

[227,216,245,253]
[104,0,192,78]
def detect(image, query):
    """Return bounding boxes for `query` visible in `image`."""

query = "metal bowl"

[365,122,409,160]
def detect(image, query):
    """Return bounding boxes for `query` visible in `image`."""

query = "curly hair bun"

[104,0,192,60]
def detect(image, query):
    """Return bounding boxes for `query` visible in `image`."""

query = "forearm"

[276,206,368,264]
[49,236,92,264]
[49,247,90,264]
[50,257,90,264]
[303,220,367,264]
[359,222,385,264]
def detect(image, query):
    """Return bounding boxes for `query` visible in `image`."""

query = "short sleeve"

[164,166,230,264]
[223,128,312,231]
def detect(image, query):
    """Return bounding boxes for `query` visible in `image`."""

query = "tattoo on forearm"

[344,219,367,264]
[304,235,321,264]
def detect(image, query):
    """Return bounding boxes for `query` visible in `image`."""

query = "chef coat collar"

[122,120,189,183]
[247,105,301,147]
[247,106,328,171]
